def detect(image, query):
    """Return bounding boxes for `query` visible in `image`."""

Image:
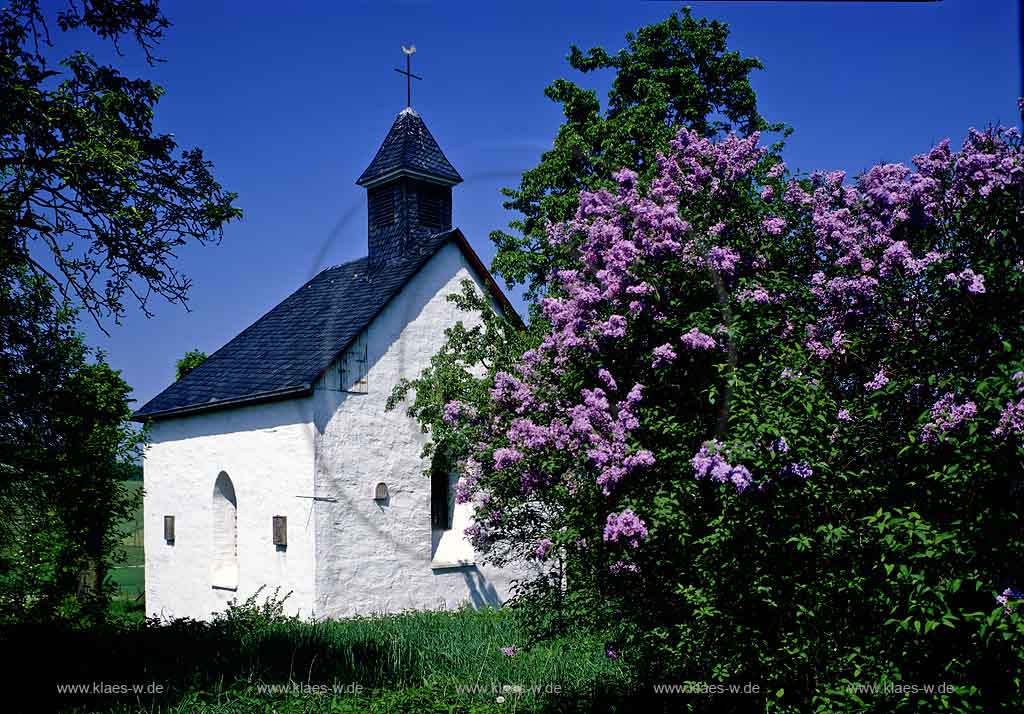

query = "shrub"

[444,125,1024,710]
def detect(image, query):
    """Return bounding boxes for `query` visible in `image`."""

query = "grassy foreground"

[14,605,632,713]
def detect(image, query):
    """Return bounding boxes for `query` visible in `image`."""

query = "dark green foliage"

[1,0,241,323]
[489,8,780,304]
[0,260,142,625]
[175,349,208,381]
[115,461,143,481]
[0,0,234,627]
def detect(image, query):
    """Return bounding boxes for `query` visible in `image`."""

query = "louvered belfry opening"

[356,107,462,268]
[369,186,397,230]
[416,183,447,230]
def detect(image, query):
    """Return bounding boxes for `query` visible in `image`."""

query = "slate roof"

[133,229,516,421]
[356,108,463,188]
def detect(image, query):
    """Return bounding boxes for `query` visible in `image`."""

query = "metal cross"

[394,45,422,108]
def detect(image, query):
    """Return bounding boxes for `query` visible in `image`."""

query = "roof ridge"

[321,254,369,273]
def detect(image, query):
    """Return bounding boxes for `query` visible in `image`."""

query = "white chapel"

[134,100,520,620]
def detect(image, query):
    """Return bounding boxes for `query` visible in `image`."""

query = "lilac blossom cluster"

[994,372,1024,439]
[609,561,640,575]
[454,458,482,504]
[652,343,677,368]
[997,588,1024,615]
[603,509,648,548]
[691,440,755,494]
[781,462,813,480]
[442,400,477,425]
[994,399,1024,439]
[493,447,523,470]
[680,327,716,351]
[944,269,986,295]
[786,129,1022,365]
[736,286,781,305]
[864,369,889,392]
[920,393,977,444]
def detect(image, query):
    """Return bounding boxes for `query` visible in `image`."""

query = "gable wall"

[143,399,317,620]
[311,241,521,617]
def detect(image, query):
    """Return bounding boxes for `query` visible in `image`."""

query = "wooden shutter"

[272,516,287,546]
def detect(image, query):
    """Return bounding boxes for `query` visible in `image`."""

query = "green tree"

[0,0,236,623]
[1,0,241,323]
[391,7,778,516]
[489,7,781,303]
[175,349,207,381]
[0,260,141,624]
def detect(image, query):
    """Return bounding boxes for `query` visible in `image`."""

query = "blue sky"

[50,0,1018,410]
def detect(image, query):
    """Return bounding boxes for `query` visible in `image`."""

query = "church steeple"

[357,105,462,268]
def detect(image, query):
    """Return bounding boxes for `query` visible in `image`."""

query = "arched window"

[211,471,238,590]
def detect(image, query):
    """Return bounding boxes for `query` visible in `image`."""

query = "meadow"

[26,601,631,713]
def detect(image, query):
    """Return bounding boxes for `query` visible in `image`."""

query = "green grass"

[30,607,631,713]
[108,564,143,594]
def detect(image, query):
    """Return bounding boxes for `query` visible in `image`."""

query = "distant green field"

[120,480,144,542]
[109,480,144,602]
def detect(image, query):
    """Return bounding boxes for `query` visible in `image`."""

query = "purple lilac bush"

[432,124,1024,710]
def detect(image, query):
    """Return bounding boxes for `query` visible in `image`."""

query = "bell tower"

[356,49,462,267]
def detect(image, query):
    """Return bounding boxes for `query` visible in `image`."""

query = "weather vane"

[394,45,422,108]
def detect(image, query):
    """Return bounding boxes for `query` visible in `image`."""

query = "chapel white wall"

[143,398,317,621]
[312,241,522,617]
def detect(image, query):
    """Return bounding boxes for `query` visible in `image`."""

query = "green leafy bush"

[431,126,1024,711]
